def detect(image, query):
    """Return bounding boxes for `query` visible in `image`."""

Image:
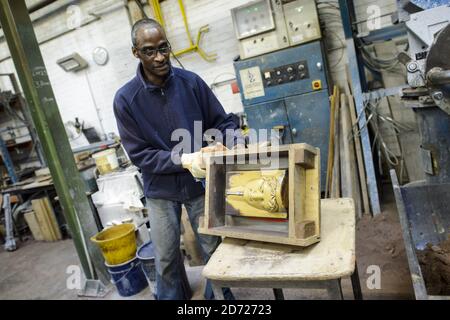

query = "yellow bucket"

[90,223,137,265]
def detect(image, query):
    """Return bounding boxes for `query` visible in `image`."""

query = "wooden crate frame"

[198,143,321,247]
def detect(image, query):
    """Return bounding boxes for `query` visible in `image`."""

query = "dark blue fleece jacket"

[113,64,240,201]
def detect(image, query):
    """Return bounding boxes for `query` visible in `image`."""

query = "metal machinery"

[0,89,45,185]
[232,0,331,190]
[391,4,450,299]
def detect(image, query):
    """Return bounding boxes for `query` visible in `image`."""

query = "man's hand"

[181,143,240,179]
[181,152,206,179]
[200,142,231,171]
[200,142,228,153]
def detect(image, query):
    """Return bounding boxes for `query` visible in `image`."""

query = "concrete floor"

[0,184,415,300]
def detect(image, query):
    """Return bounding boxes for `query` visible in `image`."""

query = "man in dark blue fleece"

[113,18,239,300]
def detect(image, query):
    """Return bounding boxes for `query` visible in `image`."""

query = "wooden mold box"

[198,143,321,247]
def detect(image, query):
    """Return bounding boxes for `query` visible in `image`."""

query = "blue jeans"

[146,195,234,300]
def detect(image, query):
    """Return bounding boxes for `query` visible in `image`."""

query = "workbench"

[0,161,102,237]
[1,176,54,195]
[1,158,95,193]
[202,198,362,300]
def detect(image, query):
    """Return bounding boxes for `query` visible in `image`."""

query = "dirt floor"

[0,183,417,300]
[355,193,414,299]
[416,238,450,295]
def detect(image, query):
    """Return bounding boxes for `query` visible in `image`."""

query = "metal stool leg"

[211,282,225,300]
[351,261,363,300]
[273,288,284,300]
[326,279,344,300]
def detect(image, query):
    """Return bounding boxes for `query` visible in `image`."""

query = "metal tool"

[2,193,17,251]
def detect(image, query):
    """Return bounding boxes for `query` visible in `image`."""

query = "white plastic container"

[92,148,119,175]
[91,166,147,229]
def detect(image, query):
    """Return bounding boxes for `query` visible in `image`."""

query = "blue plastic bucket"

[136,241,156,296]
[105,256,148,297]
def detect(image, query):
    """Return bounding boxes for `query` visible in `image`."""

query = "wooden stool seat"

[202,198,362,299]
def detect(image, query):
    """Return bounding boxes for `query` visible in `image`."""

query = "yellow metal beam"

[149,0,164,26]
[178,0,193,46]
[149,0,216,62]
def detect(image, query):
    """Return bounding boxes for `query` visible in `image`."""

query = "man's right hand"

[200,142,229,153]
[181,143,236,179]
[181,152,206,179]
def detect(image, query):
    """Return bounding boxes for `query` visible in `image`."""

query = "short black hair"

[131,18,164,47]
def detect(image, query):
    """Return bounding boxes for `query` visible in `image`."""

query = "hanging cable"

[168,41,185,69]
[350,97,414,168]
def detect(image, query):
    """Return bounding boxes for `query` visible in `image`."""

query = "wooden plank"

[37,199,56,241]
[294,148,316,168]
[31,199,53,241]
[35,167,50,176]
[331,94,341,198]
[200,225,320,247]
[325,87,335,197]
[30,197,61,241]
[42,197,62,240]
[325,86,338,197]
[302,146,321,236]
[74,151,90,163]
[340,94,362,218]
[24,211,44,241]
[39,199,57,241]
[339,103,347,195]
[346,96,363,219]
[296,220,316,238]
[344,81,371,215]
[290,147,305,238]
[204,161,226,229]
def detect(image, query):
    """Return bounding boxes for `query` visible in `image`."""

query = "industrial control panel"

[261,61,310,87]
[234,41,331,190]
[232,0,289,59]
[283,0,321,46]
[236,41,328,105]
[231,0,321,59]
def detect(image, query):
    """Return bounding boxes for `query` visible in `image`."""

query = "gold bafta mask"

[225,170,288,218]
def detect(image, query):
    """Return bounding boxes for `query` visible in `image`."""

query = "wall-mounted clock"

[92,47,109,66]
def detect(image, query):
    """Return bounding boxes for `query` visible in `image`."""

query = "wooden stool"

[202,198,362,300]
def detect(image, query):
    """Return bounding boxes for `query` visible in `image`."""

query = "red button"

[231,81,240,94]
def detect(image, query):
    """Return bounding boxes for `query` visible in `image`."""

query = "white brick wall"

[0,0,398,138]
[0,0,135,138]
